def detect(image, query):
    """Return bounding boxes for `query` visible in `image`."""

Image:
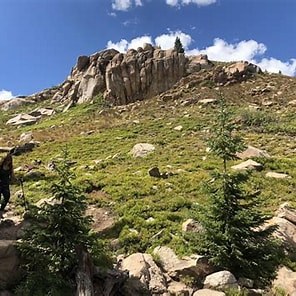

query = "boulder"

[130,143,155,158]
[268,216,296,248]
[153,246,212,280]
[236,145,270,160]
[193,289,226,296]
[203,271,238,290]
[277,202,296,224]
[231,159,263,171]
[167,281,192,296]
[85,206,115,235]
[6,114,38,126]
[0,240,19,287]
[273,266,296,295]
[120,253,167,294]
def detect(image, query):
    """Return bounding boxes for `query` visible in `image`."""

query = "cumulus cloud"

[107,32,296,76]
[187,38,267,61]
[155,31,192,50]
[257,58,296,76]
[112,0,142,11]
[107,36,152,52]
[0,90,14,101]
[166,0,216,7]
[107,31,191,52]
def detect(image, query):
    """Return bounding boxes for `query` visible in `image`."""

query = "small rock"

[130,143,155,158]
[266,172,291,179]
[19,131,33,143]
[198,99,217,106]
[193,289,226,296]
[231,159,263,171]
[174,125,183,131]
[238,277,254,288]
[236,145,270,160]
[168,281,191,296]
[182,219,203,233]
[149,167,161,178]
[203,271,239,290]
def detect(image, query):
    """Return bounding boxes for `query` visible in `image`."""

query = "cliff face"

[51,43,212,106]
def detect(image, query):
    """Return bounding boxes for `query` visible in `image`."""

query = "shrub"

[16,150,104,295]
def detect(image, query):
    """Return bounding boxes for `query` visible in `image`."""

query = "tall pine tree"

[196,96,282,285]
[174,37,185,54]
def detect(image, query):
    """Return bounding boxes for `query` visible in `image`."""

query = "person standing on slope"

[0,150,16,217]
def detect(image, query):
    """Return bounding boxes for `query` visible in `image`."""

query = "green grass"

[1,75,296,257]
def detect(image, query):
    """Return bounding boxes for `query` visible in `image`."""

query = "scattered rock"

[6,114,38,126]
[276,202,296,225]
[273,266,296,295]
[203,270,239,290]
[236,145,270,160]
[266,172,291,179]
[148,167,162,178]
[182,219,203,233]
[167,281,192,296]
[19,131,33,143]
[153,246,212,280]
[85,206,115,235]
[174,125,183,131]
[120,253,167,294]
[130,143,155,158]
[198,99,217,106]
[193,289,226,296]
[231,159,263,171]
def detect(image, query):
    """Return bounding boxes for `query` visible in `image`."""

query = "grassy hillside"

[1,71,295,255]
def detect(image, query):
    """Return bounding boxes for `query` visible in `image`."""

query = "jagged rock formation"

[1,45,262,112]
[50,43,212,106]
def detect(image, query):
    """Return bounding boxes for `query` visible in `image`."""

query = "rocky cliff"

[2,43,262,112]
[51,43,213,106]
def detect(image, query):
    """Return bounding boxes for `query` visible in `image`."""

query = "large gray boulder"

[203,271,239,290]
[120,253,167,295]
[273,266,296,295]
[130,143,155,158]
[153,246,212,280]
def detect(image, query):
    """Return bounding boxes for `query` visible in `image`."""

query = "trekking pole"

[19,177,28,211]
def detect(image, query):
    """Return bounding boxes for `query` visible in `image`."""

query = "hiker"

[0,151,16,216]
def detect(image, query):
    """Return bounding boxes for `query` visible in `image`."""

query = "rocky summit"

[0,44,296,296]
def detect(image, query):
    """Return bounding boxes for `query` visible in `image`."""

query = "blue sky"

[1,0,296,100]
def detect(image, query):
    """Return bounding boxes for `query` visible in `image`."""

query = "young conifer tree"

[174,37,185,54]
[16,150,102,295]
[197,96,281,285]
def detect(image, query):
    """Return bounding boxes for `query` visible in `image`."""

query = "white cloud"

[155,30,192,50]
[187,38,266,62]
[112,0,132,11]
[0,90,14,101]
[166,0,216,7]
[106,36,152,52]
[112,0,142,11]
[257,58,296,76]
[128,36,153,50]
[107,39,129,52]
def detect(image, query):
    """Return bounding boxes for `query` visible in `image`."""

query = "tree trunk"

[75,245,94,296]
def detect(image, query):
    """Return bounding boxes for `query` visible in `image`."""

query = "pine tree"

[196,96,282,285]
[174,37,185,54]
[16,150,103,295]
